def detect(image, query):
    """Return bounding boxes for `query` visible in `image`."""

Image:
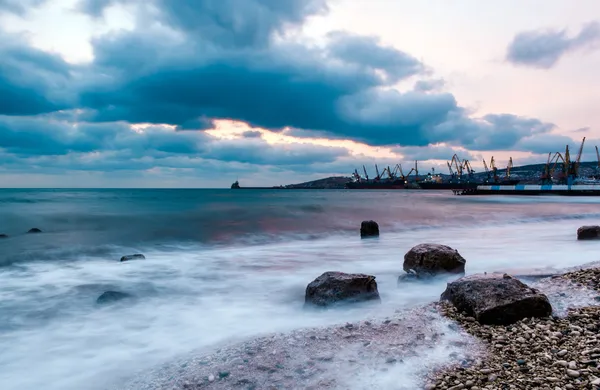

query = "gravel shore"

[427,268,600,390]
[119,307,482,390]
[118,268,600,390]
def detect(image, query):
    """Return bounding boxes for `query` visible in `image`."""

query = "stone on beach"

[96,291,133,304]
[402,243,466,278]
[440,273,552,325]
[360,220,379,238]
[577,225,600,240]
[120,254,146,262]
[304,271,380,308]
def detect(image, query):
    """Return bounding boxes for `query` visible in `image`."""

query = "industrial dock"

[231,137,600,195]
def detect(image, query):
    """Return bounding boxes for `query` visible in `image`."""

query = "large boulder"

[96,291,133,305]
[403,243,466,277]
[360,220,379,238]
[120,254,145,262]
[305,271,380,308]
[440,273,553,325]
[577,226,600,240]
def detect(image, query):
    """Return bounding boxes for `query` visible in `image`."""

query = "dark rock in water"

[577,225,600,240]
[360,220,379,238]
[120,254,145,262]
[305,271,380,308]
[440,273,552,325]
[403,243,466,278]
[96,291,132,304]
[0,234,7,238]
[27,228,42,234]
[397,270,420,284]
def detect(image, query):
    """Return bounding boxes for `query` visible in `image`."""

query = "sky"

[0,0,599,187]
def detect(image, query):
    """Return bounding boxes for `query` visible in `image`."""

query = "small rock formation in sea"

[401,243,466,280]
[304,271,380,308]
[577,225,600,240]
[120,254,145,262]
[440,273,552,325]
[360,220,379,238]
[96,291,133,304]
[0,234,7,238]
[27,228,42,234]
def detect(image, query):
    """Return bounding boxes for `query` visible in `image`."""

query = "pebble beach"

[427,268,600,390]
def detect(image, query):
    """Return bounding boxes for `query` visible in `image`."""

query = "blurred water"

[1,189,600,389]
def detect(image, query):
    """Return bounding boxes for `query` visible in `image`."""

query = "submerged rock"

[577,225,600,240]
[0,234,7,238]
[403,243,466,278]
[440,273,552,325]
[120,254,145,262]
[27,228,42,234]
[96,291,133,304]
[305,271,380,308]
[360,220,379,238]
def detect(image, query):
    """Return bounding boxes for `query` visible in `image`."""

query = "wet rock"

[360,220,379,238]
[440,273,552,325]
[96,291,132,304]
[397,271,420,284]
[304,271,380,308]
[120,254,145,262]
[577,225,600,240]
[0,234,7,238]
[403,243,466,278]
[27,228,42,233]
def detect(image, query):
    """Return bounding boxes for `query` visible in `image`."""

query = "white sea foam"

[0,216,599,389]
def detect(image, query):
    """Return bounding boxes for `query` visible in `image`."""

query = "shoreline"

[426,267,600,390]
[118,263,600,390]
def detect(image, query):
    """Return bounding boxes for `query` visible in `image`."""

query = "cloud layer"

[0,0,590,186]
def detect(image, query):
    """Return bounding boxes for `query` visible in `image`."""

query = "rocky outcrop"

[305,271,380,308]
[577,225,600,240]
[440,273,552,325]
[360,220,379,238]
[402,243,466,278]
[120,254,145,262]
[96,291,132,304]
[27,228,42,233]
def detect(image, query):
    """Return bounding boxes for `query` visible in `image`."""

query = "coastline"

[118,263,600,390]
[427,268,600,389]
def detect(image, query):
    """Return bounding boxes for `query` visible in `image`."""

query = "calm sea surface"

[1,189,600,389]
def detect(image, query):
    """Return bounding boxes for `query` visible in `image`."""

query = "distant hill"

[283,176,350,189]
[281,161,600,189]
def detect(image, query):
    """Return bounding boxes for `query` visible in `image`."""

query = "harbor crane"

[567,137,586,180]
[506,158,513,179]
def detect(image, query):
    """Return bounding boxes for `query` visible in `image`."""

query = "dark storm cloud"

[73,0,554,149]
[0,30,75,115]
[506,21,600,68]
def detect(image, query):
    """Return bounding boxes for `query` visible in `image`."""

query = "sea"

[1,188,600,390]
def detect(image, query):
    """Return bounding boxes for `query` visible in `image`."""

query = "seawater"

[1,189,600,390]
